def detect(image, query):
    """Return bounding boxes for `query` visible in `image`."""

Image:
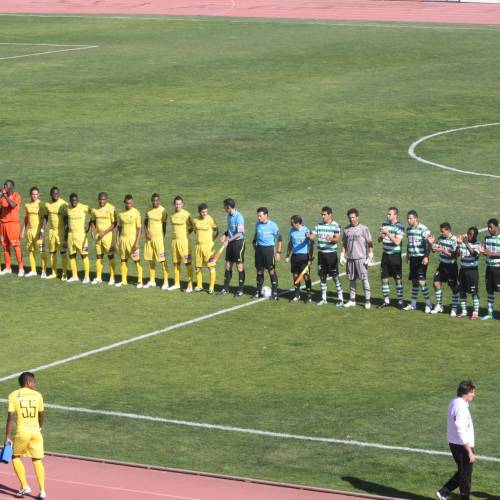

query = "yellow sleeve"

[111,209,116,223]
[85,205,90,215]
[135,212,142,228]
[7,394,15,413]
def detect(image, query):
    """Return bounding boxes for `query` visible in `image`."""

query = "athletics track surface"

[1,0,499,498]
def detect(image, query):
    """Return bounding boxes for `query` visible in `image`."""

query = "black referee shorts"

[291,254,309,275]
[255,246,275,271]
[226,239,245,263]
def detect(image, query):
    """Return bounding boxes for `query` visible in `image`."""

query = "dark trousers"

[441,443,473,499]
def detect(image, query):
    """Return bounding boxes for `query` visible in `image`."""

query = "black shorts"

[317,252,339,279]
[291,254,309,275]
[380,253,402,280]
[226,239,245,263]
[434,262,458,287]
[255,246,275,271]
[485,266,500,294]
[408,256,428,282]
[459,268,479,295]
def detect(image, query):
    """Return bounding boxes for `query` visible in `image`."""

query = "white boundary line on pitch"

[408,122,500,179]
[2,13,500,31]
[0,41,98,61]
[0,398,499,464]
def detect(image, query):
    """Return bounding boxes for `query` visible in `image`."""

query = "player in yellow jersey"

[63,193,91,284]
[168,195,194,292]
[90,192,117,286]
[21,187,47,278]
[116,194,143,288]
[44,186,68,281]
[144,193,170,290]
[193,203,219,294]
[4,372,46,499]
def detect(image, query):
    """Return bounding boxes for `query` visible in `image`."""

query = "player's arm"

[162,213,167,238]
[38,411,44,431]
[115,222,122,250]
[308,235,314,263]
[89,213,97,239]
[133,225,141,250]
[4,412,14,445]
[275,229,283,262]
[285,235,292,262]
[252,230,257,249]
[84,208,91,234]
[21,208,29,239]
[63,213,69,242]
[187,216,194,234]
[212,223,219,241]
[144,216,151,240]
[3,192,18,208]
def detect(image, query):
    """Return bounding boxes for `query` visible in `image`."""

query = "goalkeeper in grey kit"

[340,208,374,309]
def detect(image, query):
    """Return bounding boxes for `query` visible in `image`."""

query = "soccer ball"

[261,286,272,298]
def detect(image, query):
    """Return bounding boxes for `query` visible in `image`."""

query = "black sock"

[224,270,232,288]
[257,274,264,292]
[238,271,245,288]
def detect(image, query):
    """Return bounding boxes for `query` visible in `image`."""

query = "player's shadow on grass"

[342,476,428,500]
[474,492,500,500]
[0,482,19,496]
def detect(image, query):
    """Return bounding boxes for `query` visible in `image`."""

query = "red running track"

[2,0,500,25]
[0,454,398,500]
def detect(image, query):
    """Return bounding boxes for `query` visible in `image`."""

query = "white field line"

[0,398,498,464]
[408,122,500,179]
[0,42,98,61]
[2,13,500,31]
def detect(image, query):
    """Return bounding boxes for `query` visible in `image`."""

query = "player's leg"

[404,259,420,311]
[133,250,143,289]
[12,456,30,494]
[118,258,129,286]
[8,223,24,275]
[27,235,38,276]
[254,247,265,298]
[361,262,371,309]
[108,252,116,285]
[147,261,156,287]
[448,265,460,317]
[344,260,357,307]
[94,254,104,284]
[393,254,404,308]
[32,459,45,498]
[432,265,444,313]
[68,253,79,282]
[304,270,312,303]
[235,241,245,296]
[168,241,181,290]
[81,254,90,283]
[380,254,390,307]
[195,245,204,291]
[208,254,216,294]
[185,258,193,292]
[161,260,169,289]
[268,249,278,300]
[481,268,496,320]
[12,430,31,495]
[317,253,328,306]
[38,239,47,277]
[290,255,301,302]
[222,261,232,294]
[143,240,155,288]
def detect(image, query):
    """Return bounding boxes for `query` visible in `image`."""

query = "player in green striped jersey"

[403,210,433,313]
[480,218,500,320]
[378,207,405,309]
[457,227,481,319]
[430,222,460,316]
[308,206,344,307]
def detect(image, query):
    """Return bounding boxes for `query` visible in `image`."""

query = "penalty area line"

[0,398,499,463]
[0,43,98,61]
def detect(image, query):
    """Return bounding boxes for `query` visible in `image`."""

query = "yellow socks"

[33,459,45,492]
[209,268,216,291]
[121,261,128,284]
[162,262,169,282]
[50,253,57,276]
[174,264,180,287]
[28,251,37,273]
[40,251,46,274]
[109,257,116,281]
[83,256,90,279]
[61,253,68,278]
[96,258,103,280]
[12,457,28,489]
[135,261,143,284]
[186,263,193,286]
[70,257,78,279]
[196,270,203,289]
[149,263,156,282]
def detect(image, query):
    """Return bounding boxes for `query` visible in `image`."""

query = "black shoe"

[378,302,390,309]
[271,293,279,301]
[217,288,229,296]
[254,291,261,299]
[305,294,312,304]
[234,289,244,297]
[397,301,405,310]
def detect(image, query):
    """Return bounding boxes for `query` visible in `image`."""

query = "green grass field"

[1,15,500,498]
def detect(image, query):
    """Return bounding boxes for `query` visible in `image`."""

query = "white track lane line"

[0,44,98,60]
[0,398,498,463]
[408,122,500,179]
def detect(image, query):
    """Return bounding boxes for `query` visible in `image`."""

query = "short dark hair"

[69,192,78,200]
[98,192,108,199]
[174,195,183,203]
[4,179,15,187]
[124,194,133,202]
[407,210,418,218]
[257,207,268,215]
[50,186,59,195]
[440,222,451,231]
[223,198,236,209]
[291,215,302,224]
[467,226,478,239]
[151,193,160,199]
[321,206,332,215]
[19,372,35,387]
[457,380,476,397]
[30,186,39,194]
[347,208,358,217]
[198,203,208,213]
[487,218,499,227]
[388,207,399,214]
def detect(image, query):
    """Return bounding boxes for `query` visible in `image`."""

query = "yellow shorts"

[13,427,44,459]
[172,239,191,264]
[120,237,140,261]
[95,233,115,256]
[68,231,89,256]
[48,228,65,253]
[26,230,44,253]
[144,237,166,262]
[195,243,216,268]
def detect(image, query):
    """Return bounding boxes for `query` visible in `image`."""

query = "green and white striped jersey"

[381,221,404,255]
[406,223,431,257]
[436,234,458,264]
[312,220,341,253]
[484,233,500,267]
[459,241,481,269]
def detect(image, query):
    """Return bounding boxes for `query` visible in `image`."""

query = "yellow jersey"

[118,207,141,239]
[171,209,193,241]
[91,203,116,233]
[65,203,90,234]
[7,388,44,429]
[24,200,46,232]
[145,206,167,239]
[44,198,67,231]
[193,215,218,245]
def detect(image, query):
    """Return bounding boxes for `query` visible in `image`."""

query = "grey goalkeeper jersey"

[343,223,372,260]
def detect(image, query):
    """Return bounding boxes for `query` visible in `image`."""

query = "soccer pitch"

[1,15,500,498]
